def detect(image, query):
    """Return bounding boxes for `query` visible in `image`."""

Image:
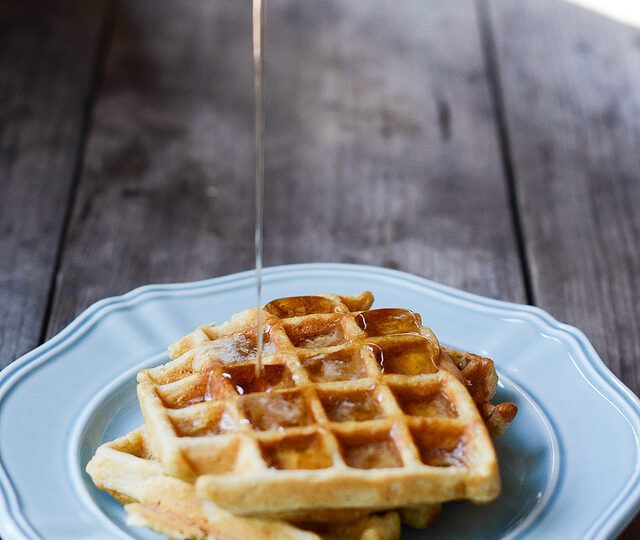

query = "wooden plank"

[0,0,111,367]
[47,0,525,338]
[483,1,640,535]
[484,0,640,390]
[46,0,256,337]
[261,1,525,299]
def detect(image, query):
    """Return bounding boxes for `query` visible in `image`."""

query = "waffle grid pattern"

[86,427,401,540]
[136,294,499,513]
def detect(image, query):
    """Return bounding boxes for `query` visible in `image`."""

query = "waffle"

[86,426,401,540]
[136,293,509,515]
[166,294,516,437]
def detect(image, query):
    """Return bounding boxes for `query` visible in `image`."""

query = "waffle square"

[136,293,502,514]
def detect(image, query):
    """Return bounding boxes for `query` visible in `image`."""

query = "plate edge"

[1,262,639,539]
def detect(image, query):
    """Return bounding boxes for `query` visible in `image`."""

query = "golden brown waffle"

[86,426,401,540]
[441,346,517,437]
[166,293,516,437]
[136,293,504,515]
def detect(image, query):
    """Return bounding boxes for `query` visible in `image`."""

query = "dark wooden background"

[1,0,639,537]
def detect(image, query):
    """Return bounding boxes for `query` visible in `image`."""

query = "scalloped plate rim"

[0,262,639,540]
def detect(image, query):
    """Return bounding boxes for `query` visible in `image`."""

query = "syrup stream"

[253,0,265,377]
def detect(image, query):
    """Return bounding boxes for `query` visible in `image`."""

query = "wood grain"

[0,0,110,367]
[262,0,524,302]
[46,0,525,338]
[483,0,640,535]
[0,0,637,535]
[46,0,256,337]
[485,0,640,390]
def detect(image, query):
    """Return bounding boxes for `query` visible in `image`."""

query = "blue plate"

[1,263,639,539]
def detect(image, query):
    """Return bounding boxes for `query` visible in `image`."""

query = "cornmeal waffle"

[86,426,401,540]
[136,293,510,515]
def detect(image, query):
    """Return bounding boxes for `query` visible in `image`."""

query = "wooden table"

[2,0,639,537]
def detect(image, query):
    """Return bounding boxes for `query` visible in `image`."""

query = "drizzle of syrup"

[204,370,215,402]
[355,309,421,336]
[366,336,438,375]
[221,363,292,395]
[253,0,265,377]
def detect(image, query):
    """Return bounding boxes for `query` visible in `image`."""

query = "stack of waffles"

[87,292,517,539]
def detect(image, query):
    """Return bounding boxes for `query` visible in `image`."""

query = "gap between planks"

[474,0,535,306]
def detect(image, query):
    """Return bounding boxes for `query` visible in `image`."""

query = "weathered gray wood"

[484,0,640,535]
[485,0,640,391]
[46,0,257,337]
[0,0,111,367]
[262,1,524,301]
[47,0,525,338]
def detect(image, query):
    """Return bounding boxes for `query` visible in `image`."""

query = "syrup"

[204,370,215,402]
[366,336,438,375]
[261,434,332,470]
[221,363,292,394]
[321,390,383,422]
[242,392,312,431]
[340,437,402,469]
[253,0,265,377]
[355,309,421,336]
[301,348,367,382]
